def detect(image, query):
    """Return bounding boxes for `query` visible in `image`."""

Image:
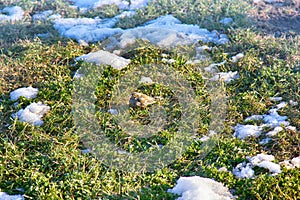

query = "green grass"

[0,0,299,199]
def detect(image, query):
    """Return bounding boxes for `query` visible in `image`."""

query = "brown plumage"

[129,92,162,108]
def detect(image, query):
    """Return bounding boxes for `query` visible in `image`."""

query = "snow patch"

[0,192,23,200]
[76,50,130,70]
[70,0,150,10]
[219,17,233,25]
[210,71,240,83]
[10,87,39,101]
[12,102,50,126]
[231,53,244,63]
[168,176,234,200]
[233,153,282,178]
[0,6,24,22]
[233,124,262,139]
[233,162,255,178]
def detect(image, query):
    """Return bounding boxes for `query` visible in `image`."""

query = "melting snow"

[76,50,130,70]
[233,153,282,178]
[108,108,118,115]
[233,162,255,178]
[54,14,229,47]
[168,176,234,200]
[268,96,282,102]
[32,10,53,21]
[231,53,244,63]
[12,102,50,126]
[0,192,23,200]
[233,124,262,139]
[249,154,281,174]
[0,6,24,22]
[10,87,39,101]
[280,156,300,169]
[139,76,153,84]
[210,71,240,83]
[233,100,293,139]
[219,17,233,25]
[70,0,150,10]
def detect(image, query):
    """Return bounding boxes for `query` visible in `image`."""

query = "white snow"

[76,50,130,70]
[0,192,23,200]
[32,10,53,21]
[219,18,233,25]
[210,71,240,83]
[231,53,244,63]
[0,6,24,22]
[257,161,281,174]
[248,154,281,174]
[10,87,39,101]
[291,157,300,168]
[12,102,50,126]
[248,154,275,165]
[108,108,118,115]
[233,124,263,139]
[289,100,298,106]
[263,108,289,127]
[162,58,176,64]
[266,126,283,137]
[139,76,153,84]
[232,162,255,178]
[54,14,229,47]
[233,153,282,178]
[70,0,150,10]
[234,101,291,139]
[53,16,123,43]
[280,156,300,169]
[203,61,226,73]
[268,97,282,102]
[275,102,287,109]
[168,176,234,200]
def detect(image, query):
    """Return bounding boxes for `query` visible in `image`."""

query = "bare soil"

[249,0,300,36]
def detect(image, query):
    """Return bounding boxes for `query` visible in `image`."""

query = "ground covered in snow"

[0,0,299,199]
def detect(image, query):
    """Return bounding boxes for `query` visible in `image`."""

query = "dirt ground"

[249,0,300,36]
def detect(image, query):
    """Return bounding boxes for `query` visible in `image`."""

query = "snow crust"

[0,192,23,200]
[233,100,293,139]
[232,162,255,178]
[71,0,150,10]
[12,102,50,126]
[54,14,229,47]
[76,50,130,70]
[233,153,282,178]
[10,87,39,101]
[0,6,24,22]
[210,71,240,83]
[168,176,234,200]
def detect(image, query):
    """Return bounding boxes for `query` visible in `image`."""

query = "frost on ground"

[12,102,50,126]
[54,14,229,47]
[233,100,294,140]
[75,50,130,70]
[10,87,39,101]
[0,6,24,22]
[168,176,234,200]
[233,153,282,178]
[0,192,23,200]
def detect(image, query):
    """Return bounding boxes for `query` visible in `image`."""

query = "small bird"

[129,92,163,108]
